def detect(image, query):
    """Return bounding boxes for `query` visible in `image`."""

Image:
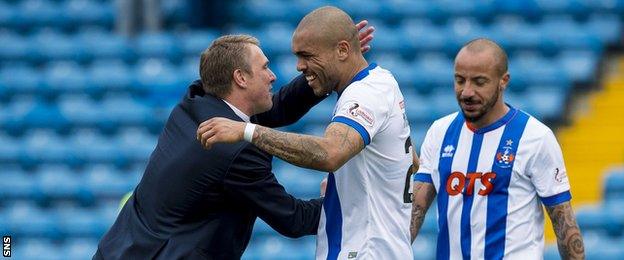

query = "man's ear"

[233,68,247,88]
[500,72,510,91]
[337,40,350,61]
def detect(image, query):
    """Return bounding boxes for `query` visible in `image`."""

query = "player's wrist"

[243,123,256,142]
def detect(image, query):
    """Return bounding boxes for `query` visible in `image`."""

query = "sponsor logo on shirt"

[446,172,496,196]
[347,102,374,126]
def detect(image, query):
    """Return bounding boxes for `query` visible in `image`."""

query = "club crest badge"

[495,139,516,169]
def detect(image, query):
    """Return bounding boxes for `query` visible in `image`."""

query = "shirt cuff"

[331,116,371,145]
[413,173,433,183]
[540,190,572,206]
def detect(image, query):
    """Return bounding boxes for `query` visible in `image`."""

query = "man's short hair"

[200,35,259,98]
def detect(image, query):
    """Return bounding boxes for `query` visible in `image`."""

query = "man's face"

[292,30,341,96]
[454,49,506,123]
[245,44,276,114]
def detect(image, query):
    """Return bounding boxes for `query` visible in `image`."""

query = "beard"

[458,86,500,123]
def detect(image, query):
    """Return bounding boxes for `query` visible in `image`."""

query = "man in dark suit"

[95,23,374,259]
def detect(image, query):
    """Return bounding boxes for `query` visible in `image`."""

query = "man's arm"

[410,181,436,242]
[225,145,323,238]
[544,201,585,259]
[198,118,364,172]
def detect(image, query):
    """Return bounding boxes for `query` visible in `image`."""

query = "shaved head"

[294,6,360,52]
[458,38,508,77]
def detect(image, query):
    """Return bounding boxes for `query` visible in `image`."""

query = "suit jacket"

[95,76,324,259]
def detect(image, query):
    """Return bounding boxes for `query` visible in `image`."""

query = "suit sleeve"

[223,145,322,238]
[254,75,326,128]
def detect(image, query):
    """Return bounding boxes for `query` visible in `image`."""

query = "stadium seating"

[0,0,622,259]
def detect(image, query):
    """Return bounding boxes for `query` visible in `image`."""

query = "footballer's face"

[292,29,341,96]
[453,49,508,124]
[245,44,276,114]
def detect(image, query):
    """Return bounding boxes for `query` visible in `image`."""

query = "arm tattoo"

[251,124,362,171]
[410,182,436,242]
[545,202,585,259]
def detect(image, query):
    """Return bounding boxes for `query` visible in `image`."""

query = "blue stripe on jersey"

[484,110,530,260]
[460,133,484,260]
[414,173,433,183]
[332,116,371,145]
[541,191,572,206]
[436,114,465,260]
[324,173,343,260]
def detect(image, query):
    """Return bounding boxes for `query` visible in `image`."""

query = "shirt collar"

[222,99,250,123]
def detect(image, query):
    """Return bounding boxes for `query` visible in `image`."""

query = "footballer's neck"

[335,56,369,94]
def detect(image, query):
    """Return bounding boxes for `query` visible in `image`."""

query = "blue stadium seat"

[401,19,446,53]
[372,24,411,54]
[14,238,64,260]
[429,88,457,119]
[63,0,114,28]
[273,55,299,88]
[0,166,35,199]
[31,31,87,62]
[539,15,602,55]
[604,168,624,201]
[22,130,73,166]
[444,17,490,55]
[84,164,137,199]
[21,102,70,132]
[244,235,315,260]
[257,23,296,57]
[0,64,41,95]
[100,95,152,127]
[585,14,622,45]
[133,59,186,101]
[58,95,104,129]
[273,164,323,199]
[69,129,121,164]
[3,202,58,238]
[179,30,219,57]
[43,61,89,95]
[78,29,134,61]
[488,16,541,54]
[0,32,31,62]
[372,54,415,89]
[524,86,566,120]
[513,54,570,87]
[575,205,622,236]
[386,0,431,22]
[86,59,133,95]
[65,238,99,259]
[404,92,435,123]
[0,2,18,28]
[15,0,66,30]
[134,32,182,61]
[1,96,38,135]
[492,0,540,19]
[558,50,598,83]
[412,54,454,92]
[55,206,104,237]
[115,128,158,163]
[410,123,429,149]
[36,165,84,201]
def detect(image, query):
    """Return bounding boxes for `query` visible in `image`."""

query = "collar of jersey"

[337,62,377,98]
[466,103,517,134]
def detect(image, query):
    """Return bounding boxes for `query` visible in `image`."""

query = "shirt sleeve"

[528,130,571,207]
[413,125,436,185]
[331,83,389,146]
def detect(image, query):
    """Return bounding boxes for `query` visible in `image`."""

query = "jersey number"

[403,137,415,203]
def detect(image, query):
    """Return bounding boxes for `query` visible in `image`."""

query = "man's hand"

[197,117,246,149]
[356,20,374,54]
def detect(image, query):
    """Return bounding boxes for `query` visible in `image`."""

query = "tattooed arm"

[197,117,364,172]
[410,181,436,242]
[545,201,585,259]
